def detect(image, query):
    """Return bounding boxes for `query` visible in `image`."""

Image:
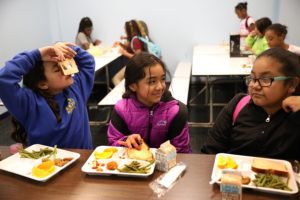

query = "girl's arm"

[107,107,130,146]
[167,102,192,153]
[70,45,95,103]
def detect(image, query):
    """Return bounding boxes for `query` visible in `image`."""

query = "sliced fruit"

[217,155,227,169]
[94,151,113,159]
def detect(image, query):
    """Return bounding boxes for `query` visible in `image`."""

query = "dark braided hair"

[11,60,61,145]
[235,2,248,11]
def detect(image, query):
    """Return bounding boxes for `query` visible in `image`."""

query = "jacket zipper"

[147,109,154,146]
[265,115,270,122]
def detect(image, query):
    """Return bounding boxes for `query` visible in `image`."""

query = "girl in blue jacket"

[0,43,95,149]
[107,52,191,153]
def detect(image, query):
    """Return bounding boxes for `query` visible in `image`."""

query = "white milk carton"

[155,140,177,172]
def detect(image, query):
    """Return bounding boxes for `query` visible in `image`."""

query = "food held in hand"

[32,160,55,178]
[217,155,238,169]
[127,142,153,161]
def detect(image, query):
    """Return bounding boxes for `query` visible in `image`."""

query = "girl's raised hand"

[53,42,77,59]
[282,96,300,113]
[117,133,143,150]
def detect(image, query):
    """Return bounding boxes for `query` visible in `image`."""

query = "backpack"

[232,95,251,125]
[245,16,251,32]
[137,36,162,58]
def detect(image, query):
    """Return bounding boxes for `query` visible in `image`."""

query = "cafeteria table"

[0,146,299,200]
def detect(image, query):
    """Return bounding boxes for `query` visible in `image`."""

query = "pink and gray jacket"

[107,92,191,153]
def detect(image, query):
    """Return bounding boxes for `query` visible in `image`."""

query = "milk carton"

[155,141,176,172]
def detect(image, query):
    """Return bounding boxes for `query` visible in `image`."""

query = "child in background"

[75,17,101,50]
[235,2,255,36]
[265,23,300,56]
[0,43,95,149]
[107,52,191,153]
[112,20,147,86]
[235,2,255,52]
[245,17,272,55]
[201,48,300,159]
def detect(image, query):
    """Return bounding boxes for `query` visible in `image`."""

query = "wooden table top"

[0,146,299,200]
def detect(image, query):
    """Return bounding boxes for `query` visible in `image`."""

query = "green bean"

[18,145,57,159]
[253,173,292,191]
[118,160,154,174]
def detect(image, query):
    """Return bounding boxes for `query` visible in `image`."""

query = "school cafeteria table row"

[191,45,252,127]
[0,146,298,200]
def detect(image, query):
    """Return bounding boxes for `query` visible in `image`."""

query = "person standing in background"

[235,2,255,52]
[75,17,101,50]
[235,2,255,36]
[265,23,300,56]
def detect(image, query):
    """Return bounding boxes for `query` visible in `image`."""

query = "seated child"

[107,52,191,153]
[265,23,300,56]
[0,43,95,149]
[245,17,272,55]
[201,47,300,159]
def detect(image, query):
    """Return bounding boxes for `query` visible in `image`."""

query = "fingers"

[282,96,300,113]
[54,42,77,59]
[118,134,143,150]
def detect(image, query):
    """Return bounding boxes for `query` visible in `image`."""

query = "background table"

[1,146,298,200]
[191,45,252,127]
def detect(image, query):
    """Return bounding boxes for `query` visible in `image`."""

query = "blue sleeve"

[71,46,95,102]
[0,49,41,122]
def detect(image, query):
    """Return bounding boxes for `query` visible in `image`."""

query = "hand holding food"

[117,134,143,150]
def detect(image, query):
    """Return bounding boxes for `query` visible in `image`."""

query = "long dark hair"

[124,20,147,53]
[78,17,93,33]
[257,47,300,94]
[11,61,61,145]
[123,52,169,98]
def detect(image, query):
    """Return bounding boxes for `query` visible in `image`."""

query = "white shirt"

[240,16,255,36]
[288,44,300,56]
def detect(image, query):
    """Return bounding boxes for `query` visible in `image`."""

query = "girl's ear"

[129,83,137,92]
[288,77,299,94]
[37,81,49,90]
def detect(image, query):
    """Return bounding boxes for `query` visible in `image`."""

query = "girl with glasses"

[202,47,300,158]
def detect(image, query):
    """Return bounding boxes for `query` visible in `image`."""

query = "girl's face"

[83,27,92,37]
[38,61,74,94]
[235,9,246,20]
[265,30,284,48]
[248,57,295,114]
[129,64,166,107]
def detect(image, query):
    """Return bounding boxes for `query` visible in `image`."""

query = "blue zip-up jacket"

[107,92,191,153]
[0,46,95,149]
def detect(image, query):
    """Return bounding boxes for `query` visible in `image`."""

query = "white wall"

[1,0,299,74]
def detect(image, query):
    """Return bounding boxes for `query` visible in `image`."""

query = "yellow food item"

[104,147,118,153]
[217,155,227,169]
[226,156,238,169]
[217,155,238,169]
[94,151,113,159]
[32,160,55,178]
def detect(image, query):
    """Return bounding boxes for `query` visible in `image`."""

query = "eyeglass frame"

[245,76,292,87]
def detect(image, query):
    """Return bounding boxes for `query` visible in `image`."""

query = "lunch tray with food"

[0,144,80,182]
[211,153,299,195]
[81,144,156,177]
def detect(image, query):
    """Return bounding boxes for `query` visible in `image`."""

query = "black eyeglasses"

[245,76,292,87]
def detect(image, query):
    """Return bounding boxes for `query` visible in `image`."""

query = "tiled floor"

[0,80,245,153]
